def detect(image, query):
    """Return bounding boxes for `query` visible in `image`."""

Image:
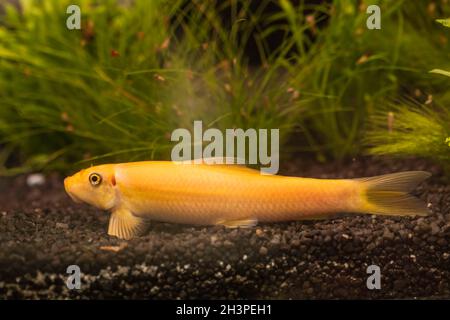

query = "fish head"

[64,164,117,210]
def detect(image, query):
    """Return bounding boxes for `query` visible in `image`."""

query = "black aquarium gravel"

[0,157,449,299]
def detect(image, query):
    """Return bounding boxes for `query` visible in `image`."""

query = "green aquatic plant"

[0,0,185,173]
[436,18,450,27]
[286,0,450,160]
[0,0,305,174]
[365,102,450,173]
[430,69,450,77]
[366,17,450,175]
[0,0,449,174]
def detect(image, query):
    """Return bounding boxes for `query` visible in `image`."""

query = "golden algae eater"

[64,161,430,239]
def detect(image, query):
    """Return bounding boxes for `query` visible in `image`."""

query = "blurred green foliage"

[366,16,450,174]
[0,0,449,174]
[366,100,450,171]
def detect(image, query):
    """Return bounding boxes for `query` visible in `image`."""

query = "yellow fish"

[64,161,430,240]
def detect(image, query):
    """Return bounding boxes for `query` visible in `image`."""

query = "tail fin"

[358,171,431,216]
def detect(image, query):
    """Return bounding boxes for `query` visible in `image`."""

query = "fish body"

[64,161,430,239]
[113,162,362,223]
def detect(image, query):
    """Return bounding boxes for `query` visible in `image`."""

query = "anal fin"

[216,217,258,228]
[108,208,148,240]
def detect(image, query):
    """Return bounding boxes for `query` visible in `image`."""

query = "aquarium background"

[0,0,449,299]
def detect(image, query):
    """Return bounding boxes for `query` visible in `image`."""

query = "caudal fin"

[358,171,431,216]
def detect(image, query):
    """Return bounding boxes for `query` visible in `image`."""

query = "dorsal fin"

[173,157,261,175]
[173,156,246,165]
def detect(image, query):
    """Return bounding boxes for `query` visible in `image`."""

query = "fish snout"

[64,176,82,204]
[64,176,72,193]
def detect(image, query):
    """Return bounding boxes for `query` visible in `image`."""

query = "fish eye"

[89,173,102,186]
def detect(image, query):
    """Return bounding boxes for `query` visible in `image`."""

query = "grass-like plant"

[0,0,309,173]
[0,0,186,173]
[365,17,450,175]
[285,0,450,160]
[0,0,449,174]
[366,101,450,172]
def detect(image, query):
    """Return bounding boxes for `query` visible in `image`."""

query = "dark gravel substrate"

[0,157,449,299]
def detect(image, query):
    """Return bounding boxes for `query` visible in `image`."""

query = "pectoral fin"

[108,208,148,240]
[216,217,258,228]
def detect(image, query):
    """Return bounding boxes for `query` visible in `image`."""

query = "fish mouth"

[67,191,83,204]
[64,177,82,204]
